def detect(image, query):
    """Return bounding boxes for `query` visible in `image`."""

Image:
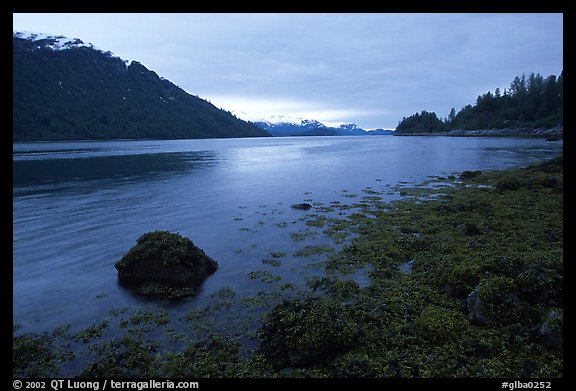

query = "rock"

[466,287,489,325]
[291,203,312,210]
[115,231,218,298]
[459,170,482,180]
[398,259,416,274]
[466,276,519,326]
[536,309,563,350]
[415,305,467,344]
[259,297,358,368]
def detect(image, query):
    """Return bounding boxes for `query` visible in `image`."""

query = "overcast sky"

[13,13,563,130]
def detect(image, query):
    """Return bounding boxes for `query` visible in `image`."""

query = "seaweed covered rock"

[536,308,563,351]
[258,297,358,368]
[459,170,482,180]
[495,155,563,192]
[115,231,218,298]
[291,203,312,210]
[414,305,468,344]
[516,259,563,305]
[467,276,519,326]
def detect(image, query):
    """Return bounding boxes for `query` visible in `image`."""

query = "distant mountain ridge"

[13,32,270,141]
[254,119,393,137]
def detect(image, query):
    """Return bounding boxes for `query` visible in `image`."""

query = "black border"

[7,2,570,387]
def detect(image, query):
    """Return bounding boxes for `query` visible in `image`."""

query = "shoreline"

[394,125,563,138]
[14,156,563,378]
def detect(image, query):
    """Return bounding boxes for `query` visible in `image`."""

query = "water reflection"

[12,136,563,334]
[13,151,215,197]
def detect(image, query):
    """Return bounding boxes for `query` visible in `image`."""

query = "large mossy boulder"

[115,231,218,298]
[467,276,519,326]
[258,297,359,368]
[414,305,468,345]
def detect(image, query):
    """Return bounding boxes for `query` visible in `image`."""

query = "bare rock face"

[115,231,218,298]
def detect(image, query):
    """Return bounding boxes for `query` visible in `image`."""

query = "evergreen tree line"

[13,37,269,141]
[396,72,563,133]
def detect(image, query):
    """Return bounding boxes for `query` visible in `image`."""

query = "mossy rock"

[516,259,562,305]
[467,276,519,325]
[115,231,218,298]
[414,305,467,344]
[536,308,563,351]
[459,170,482,180]
[291,203,313,210]
[441,261,486,299]
[258,297,359,368]
[495,157,563,192]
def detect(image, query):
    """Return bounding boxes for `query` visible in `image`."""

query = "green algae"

[73,321,110,344]
[13,156,563,378]
[248,270,282,284]
[13,331,73,377]
[262,258,282,267]
[292,244,335,257]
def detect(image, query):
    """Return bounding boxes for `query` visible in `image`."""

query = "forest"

[396,72,563,133]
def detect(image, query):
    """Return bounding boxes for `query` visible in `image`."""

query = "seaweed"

[13,156,563,378]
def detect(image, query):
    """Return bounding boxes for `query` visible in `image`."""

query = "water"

[13,136,563,333]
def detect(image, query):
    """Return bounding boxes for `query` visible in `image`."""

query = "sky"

[12,13,563,130]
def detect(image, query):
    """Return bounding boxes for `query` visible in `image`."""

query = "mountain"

[366,128,395,135]
[13,32,270,141]
[336,123,368,136]
[253,119,380,137]
[253,119,328,137]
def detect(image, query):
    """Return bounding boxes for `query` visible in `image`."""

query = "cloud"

[13,13,563,129]
[209,95,380,126]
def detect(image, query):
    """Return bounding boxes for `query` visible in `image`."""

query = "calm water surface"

[13,136,563,333]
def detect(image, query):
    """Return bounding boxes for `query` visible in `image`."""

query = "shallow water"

[13,136,563,333]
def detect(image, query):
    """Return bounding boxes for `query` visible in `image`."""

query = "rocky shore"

[395,125,563,138]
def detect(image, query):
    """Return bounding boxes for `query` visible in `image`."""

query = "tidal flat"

[13,156,563,378]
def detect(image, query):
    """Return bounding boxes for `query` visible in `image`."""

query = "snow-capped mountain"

[14,31,100,52]
[253,119,332,136]
[300,119,327,129]
[253,119,371,137]
[336,123,368,136]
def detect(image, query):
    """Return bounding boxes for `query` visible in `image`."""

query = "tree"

[508,74,527,101]
[396,110,445,133]
[448,107,456,123]
[444,71,562,130]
